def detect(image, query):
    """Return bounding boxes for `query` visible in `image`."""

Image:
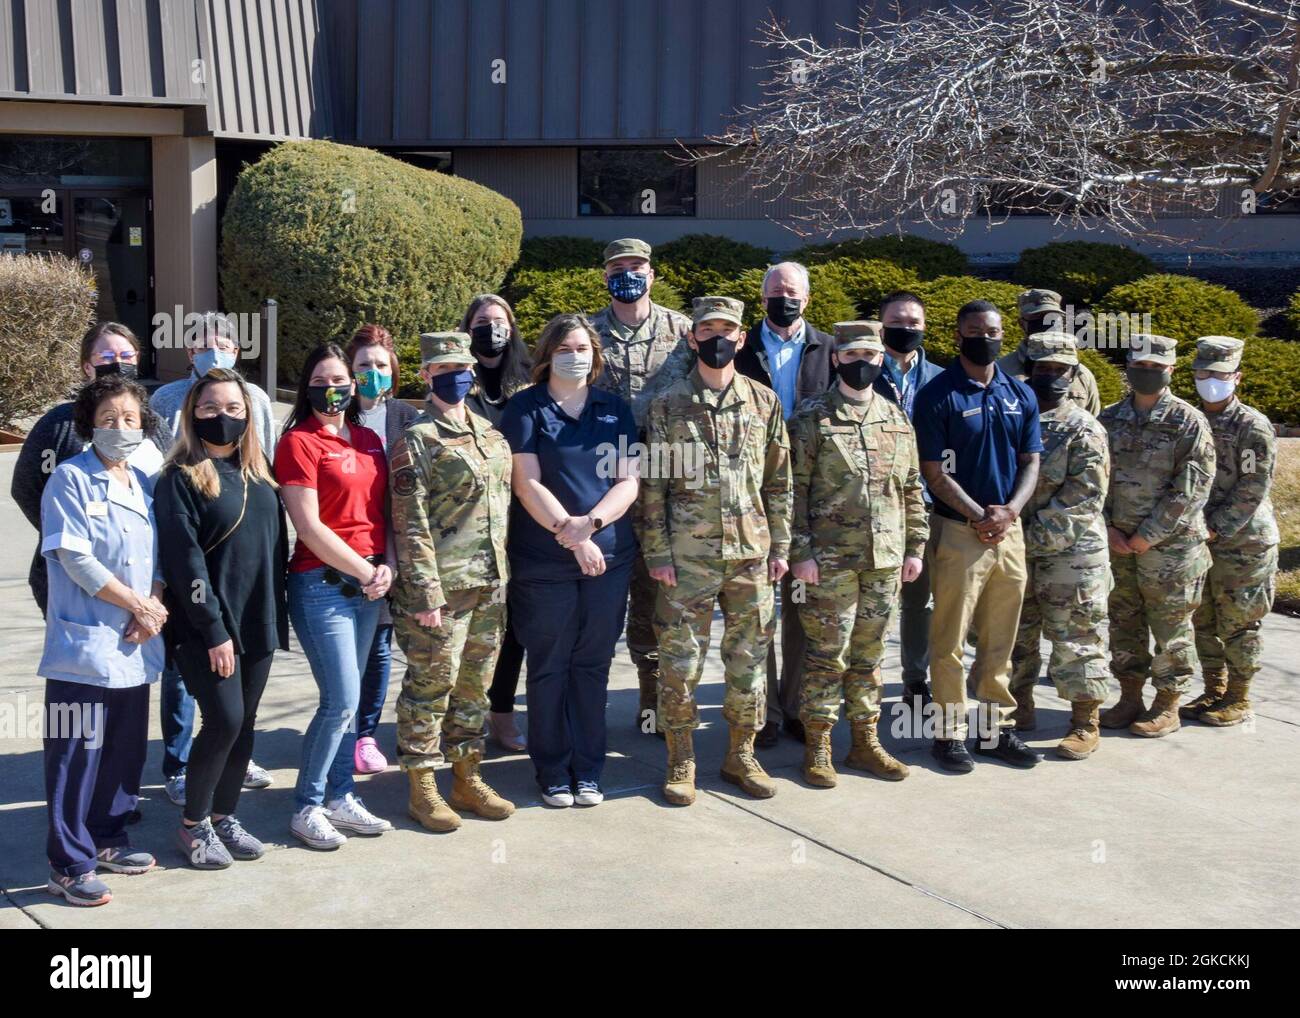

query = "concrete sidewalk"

[1,449,1297,929]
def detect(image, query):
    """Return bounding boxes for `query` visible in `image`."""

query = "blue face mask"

[607,270,649,304]
[356,369,392,400]
[194,347,238,376]
[430,368,475,405]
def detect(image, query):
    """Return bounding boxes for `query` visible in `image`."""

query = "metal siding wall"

[23,0,66,95]
[117,0,156,97]
[541,0,579,140]
[466,0,505,140]
[429,0,469,142]
[578,0,617,139]
[0,1,19,93]
[455,146,576,218]
[504,0,542,139]
[657,0,696,139]
[394,0,432,141]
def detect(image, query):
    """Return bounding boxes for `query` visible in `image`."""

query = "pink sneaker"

[354,736,388,774]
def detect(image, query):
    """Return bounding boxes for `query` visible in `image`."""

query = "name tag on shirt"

[86,501,109,517]
[962,406,982,418]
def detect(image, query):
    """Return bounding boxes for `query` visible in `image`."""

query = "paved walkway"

[1,449,1296,929]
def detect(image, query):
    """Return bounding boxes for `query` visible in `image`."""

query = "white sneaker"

[542,785,574,808]
[325,793,393,835]
[573,781,604,807]
[290,805,345,851]
[243,760,273,789]
[164,771,186,806]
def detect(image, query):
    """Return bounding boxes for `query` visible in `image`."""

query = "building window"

[579,149,696,216]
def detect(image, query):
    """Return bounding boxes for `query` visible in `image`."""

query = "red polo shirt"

[274,417,387,574]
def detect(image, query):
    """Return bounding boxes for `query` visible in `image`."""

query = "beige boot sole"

[720,767,776,798]
[407,806,461,833]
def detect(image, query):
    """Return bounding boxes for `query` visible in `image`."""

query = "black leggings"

[488,608,525,713]
[173,642,274,823]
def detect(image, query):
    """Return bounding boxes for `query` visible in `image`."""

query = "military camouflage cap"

[419,331,476,366]
[1127,333,1178,366]
[1025,331,1078,366]
[691,295,745,327]
[603,238,652,264]
[1193,335,1244,373]
[1018,288,1064,316]
[833,320,885,353]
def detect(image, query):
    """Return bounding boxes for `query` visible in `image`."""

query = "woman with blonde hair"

[155,368,288,869]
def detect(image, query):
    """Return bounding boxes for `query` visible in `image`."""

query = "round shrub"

[789,235,967,280]
[1092,274,1258,359]
[910,276,1027,364]
[717,265,857,334]
[511,235,606,274]
[655,234,772,301]
[1172,336,1300,425]
[654,263,735,305]
[512,268,685,344]
[816,258,922,318]
[221,139,522,385]
[1078,348,1126,408]
[1014,241,1155,306]
[0,254,97,429]
[1286,286,1300,339]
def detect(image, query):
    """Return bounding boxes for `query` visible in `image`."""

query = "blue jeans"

[356,623,393,739]
[160,660,194,780]
[288,568,381,808]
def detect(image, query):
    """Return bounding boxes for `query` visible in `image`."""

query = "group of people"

[16,237,1277,909]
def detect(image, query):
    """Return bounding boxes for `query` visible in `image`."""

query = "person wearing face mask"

[587,239,693,734]
[154,370,288,869]
[388,332,516,831]
[997,289,1102,415]
[150,311,280,459]
[873,291,945,707]
[1008,334,1112,760]
[275,343,396,849]
[458,294,534,753]
[498,315,641,808]
[38,374,168,906]
[911,300,1043,773]
[642,296,792,805]
[732,261,833,750]
[788,321,926,787]
[1185,337,1277,729]
[344,325,420,776]
[1098,334,1215,738]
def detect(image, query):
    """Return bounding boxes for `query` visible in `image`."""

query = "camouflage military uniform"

[589,302,694,429]
[1101,382,1215,697]
[790,387,927,724]
[389,396,512,769]
[641,367,791,733]
[1011,400,1112,704]
[1002,289,1102,415]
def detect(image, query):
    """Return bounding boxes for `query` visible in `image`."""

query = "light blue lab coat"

[38,448,164,687]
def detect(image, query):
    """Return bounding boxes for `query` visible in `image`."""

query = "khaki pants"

[927,514,1026,740]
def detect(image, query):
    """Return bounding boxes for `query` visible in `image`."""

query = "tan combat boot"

[449,752,515,820]
[1099,677,1146,729]
[1056,699,1102,760]
[1011,685,1037,731]
[802,721,837,788]
[407,768,461,832]
[720,726,777,799]
[1129,688,1181,738]
[845,716,910,780]
[662,727,696,805]
[1180,670,1228,720]
[1200,678,1253,727]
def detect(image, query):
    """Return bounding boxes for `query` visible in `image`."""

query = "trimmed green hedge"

[655,234,772,302]
[1172,336,1300,425]
[511,235,606,274]
[789,235,967,280]
[1079,349,1126,408]
[718,265,857,333]
[512,268,685,343]
[909,276,1026,364]
[1014,241,1155,306]
[816,258,922,318]
[221,139,521,384]
[1286,286,1300,339]
[1092,274,1258,359]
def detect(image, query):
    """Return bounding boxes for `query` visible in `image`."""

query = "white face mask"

[551,351,592,380]
[1196,376,1236,403]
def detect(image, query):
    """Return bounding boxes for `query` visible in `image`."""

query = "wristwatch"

[590,516,604,532]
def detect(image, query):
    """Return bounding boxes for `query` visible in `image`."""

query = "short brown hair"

[78,321,139,368]
[530,313,603,384]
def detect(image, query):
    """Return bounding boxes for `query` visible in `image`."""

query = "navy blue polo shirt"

[912,361,1042,522]
[498,383,639,580]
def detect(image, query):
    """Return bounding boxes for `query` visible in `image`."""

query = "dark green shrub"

[1014,241,1155,306]
[910,276,1027,365]
[654,263,735,305]
[1092,274,1258,359]
[511,235,606,274]
[1286,287,1300,339]
[1079,348,1126,408]
[655,234,772,301]
[221,139,522,384]
[789,235,967,280]
[815,258,922,318]
[512,268,685,343]
[717,265,857,334]
[1172,336,1300,425]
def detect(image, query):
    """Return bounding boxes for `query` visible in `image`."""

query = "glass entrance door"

[73,195,152,369]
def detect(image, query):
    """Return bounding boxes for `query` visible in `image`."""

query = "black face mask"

[194,412,248,446]
[695,336,739,369]
[1127,366,1170,396]
[766,296,802,328]
[882,327,925,355]
[1030,372,1071,407]
[94,361,138,380]
[837,359,882,391]
[960,334,1003,366]
[307,383,352,416]
[470,322,510,357]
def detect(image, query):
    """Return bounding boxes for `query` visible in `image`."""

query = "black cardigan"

[733,321,834,412]
[154,454,289,658]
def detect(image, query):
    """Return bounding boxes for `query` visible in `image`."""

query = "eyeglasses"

[96,350,138,363]
[323,556,382,597]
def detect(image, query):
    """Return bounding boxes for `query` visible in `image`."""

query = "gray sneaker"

[47,870,112,907]
[164,771,187,806]
[95,845,155,874]
[177,819,234,870]
[213,815,265,861]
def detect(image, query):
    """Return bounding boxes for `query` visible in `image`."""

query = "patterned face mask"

[607,270,649,304]
[307,383,352,416]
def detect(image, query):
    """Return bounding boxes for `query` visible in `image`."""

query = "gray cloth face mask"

[92,427,144,462]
